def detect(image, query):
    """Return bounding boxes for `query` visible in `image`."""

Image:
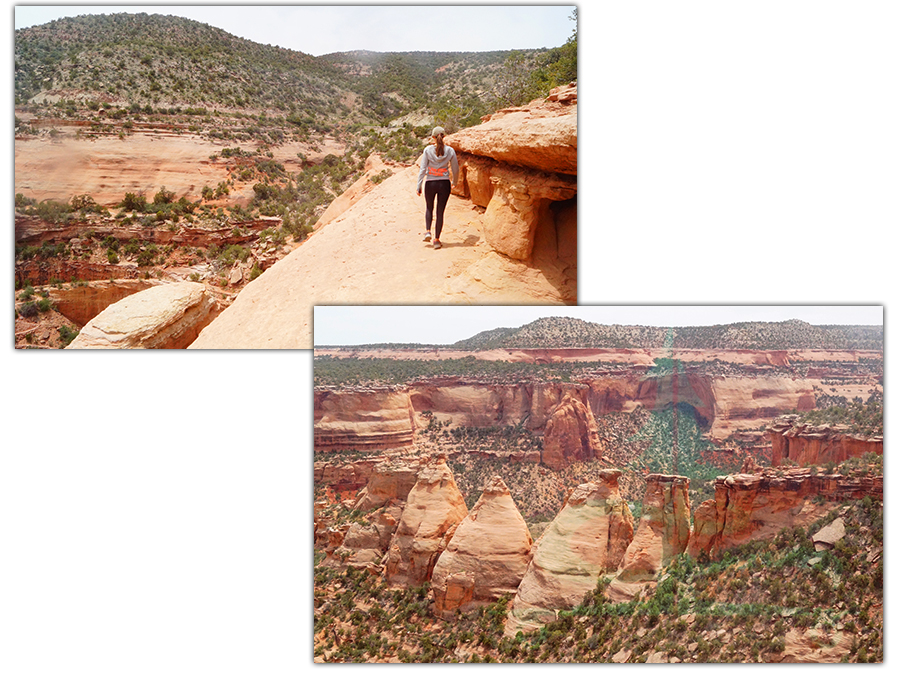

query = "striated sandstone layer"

[66,281,219,349]
[447,83,577,176]
[606,474,691,602]
[353,457,425,511]
[384,457,468,587]
[314,388,416,451]
[408,380,584,432]
[541,392,604,471]
[769,416,883,467]
[687,469,883,559]
[431,476,533,619]
[504,470,633,635]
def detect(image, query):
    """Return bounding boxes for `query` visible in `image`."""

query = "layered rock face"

[447,83,577,261]
[505,470,633,635]
[688,469,884,559]
[313,457,379,492]
[66,282,219,348]
[323,504,404,575]
[431,476,533,619]
[314,388,416,451]
[408,380,584,432]
[606,475,691,602]
[384,457,468,587]
[588,372,816,442]
[541,392,603,471]
[769,416,883,467]
[353,457,425,511]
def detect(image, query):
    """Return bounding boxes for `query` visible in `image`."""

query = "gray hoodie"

[416,144,459,193]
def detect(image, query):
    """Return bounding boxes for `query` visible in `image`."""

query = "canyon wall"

[314,368,826,451]
[313,388,417,451]
[688,469,884,559]
[769,416,883,467]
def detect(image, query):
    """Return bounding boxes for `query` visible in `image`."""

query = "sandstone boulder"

[384,456,468,587]
[446,87,577,176]
[66,281,219,349]
[505,470,633,635]
[812,517,846,551]
[607,474,691,602]
[48,279,161,327]
[541,392,603,471]
[431,476,533,619]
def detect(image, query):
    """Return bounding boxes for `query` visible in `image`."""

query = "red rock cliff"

[688,469,883,559]
[769,415,883,467]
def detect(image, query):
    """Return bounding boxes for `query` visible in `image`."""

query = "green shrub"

[18,301,39,318]
[58,325,79,347]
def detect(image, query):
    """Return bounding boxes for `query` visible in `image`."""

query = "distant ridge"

[451,316,883,351]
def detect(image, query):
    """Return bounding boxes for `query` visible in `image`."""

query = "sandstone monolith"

[431,476,533,619]
[504,470,633,635]
[606,474,690,602]
[384,456,468,587]
[542,392,603,471]
[66,281,219,349]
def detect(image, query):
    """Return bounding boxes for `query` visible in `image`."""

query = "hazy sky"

[13,4,576,56]
[314,305,884,346]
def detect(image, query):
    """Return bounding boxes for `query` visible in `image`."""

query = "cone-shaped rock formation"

[384,456,468,587]
[504,470,633,635]
[431,476,533,620]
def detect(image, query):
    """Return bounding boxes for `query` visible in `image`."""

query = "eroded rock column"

[504,470,633,636]
[606,474,691,602]
[384,456,468,587]
[431,476,533,620]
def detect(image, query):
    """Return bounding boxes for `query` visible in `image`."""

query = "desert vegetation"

[313,496,882,662]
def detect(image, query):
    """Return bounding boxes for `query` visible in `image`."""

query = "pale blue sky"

[314,305,884,346]
[13,4,577,56]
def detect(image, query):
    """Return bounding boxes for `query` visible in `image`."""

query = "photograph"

[312,305,883,663]
[6,2,896,688]
[13,5,577,349]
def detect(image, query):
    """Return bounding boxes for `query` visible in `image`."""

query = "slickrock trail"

[189,163,576,349]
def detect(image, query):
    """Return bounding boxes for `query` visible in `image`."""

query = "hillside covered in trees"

[15,11,577,133]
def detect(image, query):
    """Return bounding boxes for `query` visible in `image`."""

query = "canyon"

[313,346,881,454]
[15,85,577,349]
[313,329,883,662]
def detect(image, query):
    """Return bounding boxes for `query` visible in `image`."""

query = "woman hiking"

[416,126,459,249]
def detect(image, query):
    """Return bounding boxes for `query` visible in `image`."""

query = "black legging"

[424,179,451,239]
